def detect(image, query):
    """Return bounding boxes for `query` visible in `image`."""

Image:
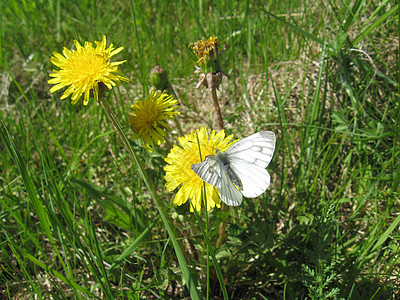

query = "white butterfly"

[191,131,276,206]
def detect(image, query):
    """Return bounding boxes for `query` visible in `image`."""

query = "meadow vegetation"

[0,0,399,299]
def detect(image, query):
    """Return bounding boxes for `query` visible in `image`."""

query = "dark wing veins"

[217,152,243,190]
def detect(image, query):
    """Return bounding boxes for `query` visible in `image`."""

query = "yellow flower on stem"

[128,91,179,152]
[48,35,129,105]
[164,127,236,212]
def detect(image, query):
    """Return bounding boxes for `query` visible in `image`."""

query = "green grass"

[1,0,399,299]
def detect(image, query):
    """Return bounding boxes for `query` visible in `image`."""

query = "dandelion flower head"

[189,36,220,65]
[164,127,236,212]
[189,36,226,89]
[128,91,179,152]
[48,35,129,105]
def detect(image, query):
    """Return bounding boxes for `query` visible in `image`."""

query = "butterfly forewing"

[225,131,275,168]
[191,156,222,188]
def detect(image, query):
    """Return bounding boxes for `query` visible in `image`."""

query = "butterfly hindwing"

[218,162,243,206]
[230,161,271,197]
[191,155,243,205]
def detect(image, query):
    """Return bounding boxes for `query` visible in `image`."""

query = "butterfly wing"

[191,155,243,206]
[225,131,276,198]
[230,162,271,198]
[218,163,243,206]
[191,155,222,188]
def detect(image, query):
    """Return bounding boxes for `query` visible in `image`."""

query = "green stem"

[99,98,201,300]
[216,204,229,248]
[193,190,229,300]
[210,86,229,248]
[166,83,185,137]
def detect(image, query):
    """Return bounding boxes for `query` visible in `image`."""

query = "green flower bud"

[150,65,169,91]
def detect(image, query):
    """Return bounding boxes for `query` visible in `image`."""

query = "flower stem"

[99,98,201,299]
[166,83,185,137]
[211,87,224,131]
[216,204,229,248]
[210,86,229,247]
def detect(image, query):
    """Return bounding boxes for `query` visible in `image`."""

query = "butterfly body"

[206,151,243,190]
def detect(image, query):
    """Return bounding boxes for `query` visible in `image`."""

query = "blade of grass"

[18,246,92,298]
[353,4,398,46]
[192,185,229,300]
[108,218,159,272]
[1,226,43,299]
[260,8,325,46]
[371,213,400,253]
[0,114,70,276]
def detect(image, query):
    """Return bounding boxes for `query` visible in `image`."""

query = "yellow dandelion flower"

[164,127,236,212]
[128,91,179,152]
[48,35,129,105]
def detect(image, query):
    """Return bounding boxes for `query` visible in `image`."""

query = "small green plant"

[300,206,343,300]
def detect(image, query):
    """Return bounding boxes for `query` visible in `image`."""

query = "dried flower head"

[189,36,228,90]
[189,36,220,66]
